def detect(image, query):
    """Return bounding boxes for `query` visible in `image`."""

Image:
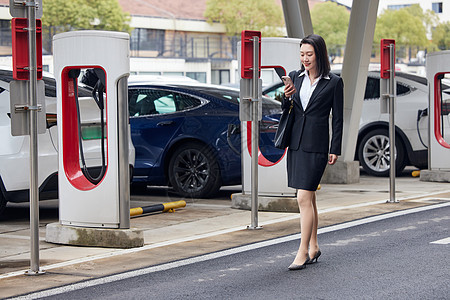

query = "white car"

[263,71,450,176]
[0,69,135,215]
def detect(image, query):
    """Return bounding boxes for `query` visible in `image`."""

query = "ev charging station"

[424,51,450,175]
[240,37,301,197]
[53,31,131,229]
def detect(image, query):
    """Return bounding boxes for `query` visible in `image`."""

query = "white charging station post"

[240,30,262,229]
[421,51,450,180]
[53,31,130,229]
[233,38,302,213]
[242,38,301,197]
[380,39,397,203]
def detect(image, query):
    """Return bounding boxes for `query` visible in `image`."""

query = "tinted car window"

[0,70,92,98]
[177,93,202,110]
[265,85,284,100]
[129,88,201,116]
[364,76,411,99]
[364,77,380,99]
[396,82,411,96]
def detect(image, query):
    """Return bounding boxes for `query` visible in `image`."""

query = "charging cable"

[69,69,106,184]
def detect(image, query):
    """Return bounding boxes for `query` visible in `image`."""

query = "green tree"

[310,1,350,55]
[42,0,131,33]
[404,4,439,31]
[433,22,450,50]
[204,0,284,37]
[374,6,429,59]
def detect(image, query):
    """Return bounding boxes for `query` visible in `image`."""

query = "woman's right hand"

[284,83,296,98]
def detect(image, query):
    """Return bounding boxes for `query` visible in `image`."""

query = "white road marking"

[325,237,364,246]
[7,201,450,300]
[3,191,450,281]
[430,237,450,245]
[394,226,417,232]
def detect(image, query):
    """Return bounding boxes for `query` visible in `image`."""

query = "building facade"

[0,0,263,84]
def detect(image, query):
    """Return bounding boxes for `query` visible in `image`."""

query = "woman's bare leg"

[292,189,314,265]
[309,192,320,258]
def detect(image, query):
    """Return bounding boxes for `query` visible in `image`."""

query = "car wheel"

[358,128,406,177]
[168,142,221,198]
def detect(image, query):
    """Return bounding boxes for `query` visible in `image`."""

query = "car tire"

[168,142,221,198]
[358,128,407,177]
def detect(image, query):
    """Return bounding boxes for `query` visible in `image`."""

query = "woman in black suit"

[283,34,344,270]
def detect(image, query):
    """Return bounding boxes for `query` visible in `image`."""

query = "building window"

[432,2,443,13]
[211,70,230,85]
[387,4,411,10]
[131,28,165,57]
[186,72,207,83]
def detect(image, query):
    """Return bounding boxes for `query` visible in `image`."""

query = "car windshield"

[187,85,281,111]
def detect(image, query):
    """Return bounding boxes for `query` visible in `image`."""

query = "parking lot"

[1,168,450,298]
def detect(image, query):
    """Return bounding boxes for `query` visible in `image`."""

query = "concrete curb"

[420,170,450,182]
[45,223,144,248]
[231,193,299,212]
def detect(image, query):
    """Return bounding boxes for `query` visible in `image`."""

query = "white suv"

[0,69,135,215]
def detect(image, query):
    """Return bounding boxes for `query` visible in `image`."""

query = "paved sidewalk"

[1,173,449,298]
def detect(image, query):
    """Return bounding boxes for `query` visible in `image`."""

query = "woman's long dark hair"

[300,34,330,78]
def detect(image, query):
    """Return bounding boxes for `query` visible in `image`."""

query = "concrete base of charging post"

[231,194,299,213]
[321,161,360,184]
[231,161,359,212]
[45,223,144,249]
[420,170,450,183]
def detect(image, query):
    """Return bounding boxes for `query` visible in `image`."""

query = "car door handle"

[157,121,174,126]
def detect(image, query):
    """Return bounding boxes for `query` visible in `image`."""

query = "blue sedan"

[128,82,283,198]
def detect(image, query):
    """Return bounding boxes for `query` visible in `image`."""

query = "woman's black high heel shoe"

[307,250,321,264]
[288,256,310,270]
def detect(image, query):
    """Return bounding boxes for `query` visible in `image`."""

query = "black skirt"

[287,147,328,191]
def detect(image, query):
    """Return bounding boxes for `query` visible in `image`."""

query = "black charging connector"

[68,68,81,79]
[417,108,428,121]
[416,108,428,148]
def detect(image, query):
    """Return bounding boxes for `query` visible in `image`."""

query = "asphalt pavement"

[30,204,450,300]
[1,170,450,299]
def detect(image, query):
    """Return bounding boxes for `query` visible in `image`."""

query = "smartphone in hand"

[282,76,293,87]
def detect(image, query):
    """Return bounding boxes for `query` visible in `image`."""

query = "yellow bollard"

[163,200,186,212]
[130,200,186,217]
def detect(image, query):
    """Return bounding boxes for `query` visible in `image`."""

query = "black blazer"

[281,70,344,155]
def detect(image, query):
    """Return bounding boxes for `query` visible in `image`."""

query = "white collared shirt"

[298,71,330,110]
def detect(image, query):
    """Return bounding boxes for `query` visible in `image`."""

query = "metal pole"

[387,43,397,203]
[248,36,261,230]
[25,0,44,275]
[117,76,130,229]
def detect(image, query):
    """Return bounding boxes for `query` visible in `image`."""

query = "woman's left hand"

[328,154,338,165]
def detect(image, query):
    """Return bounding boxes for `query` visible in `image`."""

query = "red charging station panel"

[12,18,43,80]
[241,30,261,79]
[380,39,395,79]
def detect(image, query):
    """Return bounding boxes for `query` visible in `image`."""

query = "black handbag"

[274,99,294,149]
